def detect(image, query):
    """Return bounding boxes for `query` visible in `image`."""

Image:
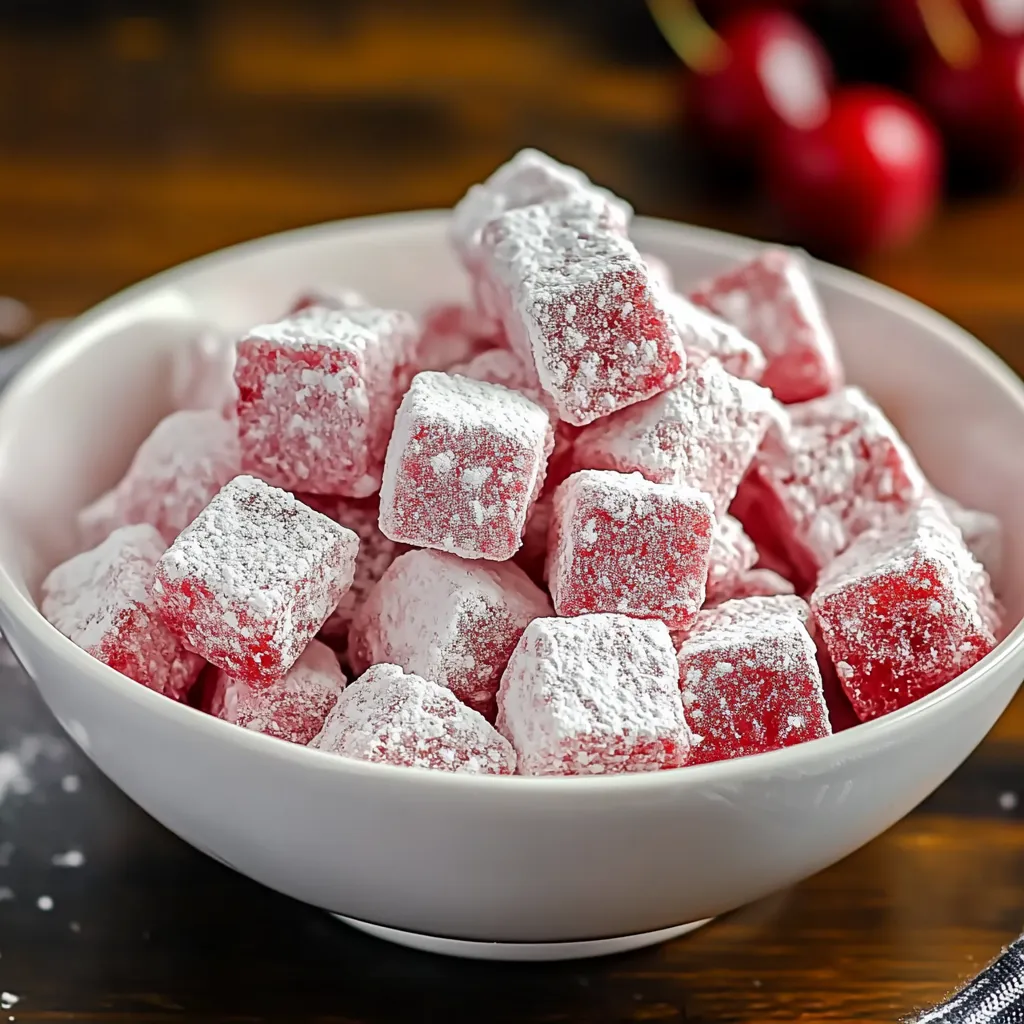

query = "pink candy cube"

[205,639,347,746]
[706,515,758,605]
[171,325,238,418]
[349,549,551,720]
[235,305,419,497]
[378,371,553,560]
[78,410,241,548]
[41,524,203,699]
[154,476,359,685]
[547,471,714,631]
[735,387,927,588]
[677,596,830,765]
[690,248,842,404]
[478,196,686,425]
[416,302,505,372]
[938,491,1003,584]
[313,663,516,774]
[573,358,775,513]
[663,291,767,383]
[497,613,693,775]
[811,499,999,722]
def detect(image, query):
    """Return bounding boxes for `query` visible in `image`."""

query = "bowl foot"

[332,915,713,961]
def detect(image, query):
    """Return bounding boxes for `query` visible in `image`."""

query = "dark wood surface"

[3,2,1024,1021]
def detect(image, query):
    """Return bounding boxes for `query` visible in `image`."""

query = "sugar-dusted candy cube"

[573,358,775,513]
[677,595,829,765]
[706,515,758,604]
[663,291,766,382]
[349,549,551,720]
[938,491,1003,583]
[77,410,241,548]
[417,302,505,372]
[547,471,714,631]
[811,499,999,722]
[42,524,203,699]
[298,494,404,647]
[641,252,674,293]
[313,663,516,774]
[288,286,366,315]
[378,371,553,560]
[720,567,796,602]
[690,248,842,403]
[235,305,419,497]
[154,476,359,685]
[497,613,692,775]
[478,196,686,425]
[451,148,631,275]
[206,639,346,746]
[736,387,927,586]
[171,325,238,417]
[450,347,545,406]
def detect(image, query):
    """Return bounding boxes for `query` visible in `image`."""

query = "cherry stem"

[647,0,729,74]
[917,0,981,67]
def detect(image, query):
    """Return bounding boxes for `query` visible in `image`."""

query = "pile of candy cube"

[42,149,1005,777]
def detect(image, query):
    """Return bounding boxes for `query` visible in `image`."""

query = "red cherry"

[962,0,1024,37]
[882,0,1024,44]
[766,86,942,256]
[915,38,1024,180]
[688,9,833,167]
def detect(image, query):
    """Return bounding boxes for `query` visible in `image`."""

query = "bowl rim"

[2,208,1023,794]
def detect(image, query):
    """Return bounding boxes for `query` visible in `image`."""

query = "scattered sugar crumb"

[999,791,1018,811]
[0,995,16,1010]
[0,734,69,806]
[51,850,85,868]
[60,775,80,794]
[0,888,13,902]
[36,895,53,911]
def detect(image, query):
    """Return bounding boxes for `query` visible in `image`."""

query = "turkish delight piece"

[938,491,1003,583]
[497,613,692,776]
[206,639,346,745]
[547,470,714,631]
[77,410,240,548]
[378,371,553,560]
[313,663,516,774]
[171,325,238,417]
[235,305,418,497]
[663,291,766,382]
[811,499,999,721]
[41,524,203,699]
[478,196,685,425]
[706,515,758,604]
[154,476,359,685]
[690,248,842,403]
[416,302,504,372]
[573,358,775,512]
[677,595,830,764]
[349,549,551,720]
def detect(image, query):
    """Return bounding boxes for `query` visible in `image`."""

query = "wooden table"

[2,3,1023,1020]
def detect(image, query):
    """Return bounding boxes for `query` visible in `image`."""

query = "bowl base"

[332,915,713,961]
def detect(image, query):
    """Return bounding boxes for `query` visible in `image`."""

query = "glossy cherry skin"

[882,0,1024,44]
[688,8,833,167]
[766,86,943,257]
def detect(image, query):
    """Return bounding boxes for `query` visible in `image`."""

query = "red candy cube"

[665,292,767,383]
[154,476,359,685]
[349,549,551,720]
[78,410,240,548]
[41,524,203,699]
[235,305,418,497]
[547,470,714,631]
[497,613,693,776]
[416,302,505,372]
[573,358,775,513]
[171,325,238,418]
[735,387,927,587]
[938,491,1003,584]
[378,371,553,560]
[706,515,758,605]
[677,595,830,765]
[478,196,686,425]
[313,663,516,774]
[206,639,347,746]
[690,248,842,404]
[811,499,999,722]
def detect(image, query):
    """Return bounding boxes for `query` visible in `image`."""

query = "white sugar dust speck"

[69,921,81,933]
[61,775,80,794]
[999,791,1018,811]
[0,888,13,902]
[0,995,16,1010]
[36,895,53,911]
[51,850,85,868]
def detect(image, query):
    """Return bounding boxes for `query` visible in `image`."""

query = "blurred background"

[0,0,1022,365]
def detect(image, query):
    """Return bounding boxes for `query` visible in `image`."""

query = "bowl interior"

[1,211,1022,655]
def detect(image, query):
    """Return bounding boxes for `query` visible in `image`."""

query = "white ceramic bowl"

[1,212,1023,960]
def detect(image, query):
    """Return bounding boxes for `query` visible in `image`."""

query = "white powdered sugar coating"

[573,358,775,513]
[209,639,347,745]
[236,304,419,497]
[378,372,553,560]
[663,291,766,383]
[171,324,238,416]
[154,476,359,683]
[450,347,550,412]
[640,252,674,293]
[721,567,796,602]
[690,248,842,404]
[692,594,813,634]
[706,515,759,605]
[416,302,506,372]
[313,663,515,774]
[42,524,203,698]
[450,147,632,273]
[77,410,241,547]
[479,196,686,425]
[349,549,551,719]
[937,491,1003,584]
[496,613,692,776]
